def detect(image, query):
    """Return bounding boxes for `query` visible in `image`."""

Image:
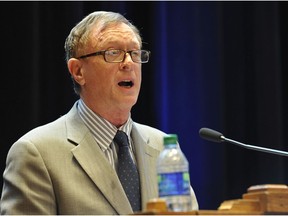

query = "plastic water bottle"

[156,134,192,212]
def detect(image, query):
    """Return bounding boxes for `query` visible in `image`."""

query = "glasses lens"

[131,50,149,63]
[104,49,150,63]
[105,50,124,62]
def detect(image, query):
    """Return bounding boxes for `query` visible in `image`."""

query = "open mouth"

[118,80,134,88]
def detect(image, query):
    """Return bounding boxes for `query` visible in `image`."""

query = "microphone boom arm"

[221,136,288,157]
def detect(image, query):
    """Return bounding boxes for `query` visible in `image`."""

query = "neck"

[100,110,130,128]
[80,98,130,128]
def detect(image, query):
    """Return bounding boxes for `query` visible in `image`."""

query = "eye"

[106,49,122,57]
[131,50,140,56]
[131,50,141,60]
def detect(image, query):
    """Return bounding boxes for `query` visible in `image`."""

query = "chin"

[123,97,138,109]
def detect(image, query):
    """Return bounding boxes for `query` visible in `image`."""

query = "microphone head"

[199,128,224,143]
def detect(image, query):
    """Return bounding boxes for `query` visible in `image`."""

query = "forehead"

[90,23,140,48]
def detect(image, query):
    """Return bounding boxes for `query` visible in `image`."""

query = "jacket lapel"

[65,103,132,214]
[131,124,161,209]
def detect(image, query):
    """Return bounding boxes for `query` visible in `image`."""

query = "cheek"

[136,67,142,83]
[85,64,115,89]
[86,71,106,88]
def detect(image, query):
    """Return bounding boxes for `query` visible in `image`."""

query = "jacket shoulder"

[133,122,167,151]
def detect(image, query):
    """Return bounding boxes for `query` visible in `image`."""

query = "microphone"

[199,127,288,157]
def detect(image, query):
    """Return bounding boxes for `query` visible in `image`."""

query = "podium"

[140,184,288,215]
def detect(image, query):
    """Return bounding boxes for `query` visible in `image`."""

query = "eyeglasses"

[77,49,151,63]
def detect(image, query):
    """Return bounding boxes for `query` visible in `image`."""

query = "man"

[0,11,198,214]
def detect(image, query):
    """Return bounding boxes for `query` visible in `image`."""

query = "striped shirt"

[77,99,135,170]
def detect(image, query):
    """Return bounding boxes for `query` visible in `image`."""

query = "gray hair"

[65,11,142,61]
[64,11,142,95]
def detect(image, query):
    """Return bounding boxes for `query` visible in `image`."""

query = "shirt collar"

[77,99,133,150]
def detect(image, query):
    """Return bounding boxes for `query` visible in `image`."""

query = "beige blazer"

[0,102,198,214]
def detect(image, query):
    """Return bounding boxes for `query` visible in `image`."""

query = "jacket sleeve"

[1,139,57,215]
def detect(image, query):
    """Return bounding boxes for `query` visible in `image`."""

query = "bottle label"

[158,171,191,197]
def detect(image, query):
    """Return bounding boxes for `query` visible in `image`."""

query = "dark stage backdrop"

[1,1,288,210]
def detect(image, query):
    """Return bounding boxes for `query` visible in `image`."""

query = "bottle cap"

[163,134,178,145]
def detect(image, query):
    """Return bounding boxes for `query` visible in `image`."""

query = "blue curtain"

[152,2,224,208]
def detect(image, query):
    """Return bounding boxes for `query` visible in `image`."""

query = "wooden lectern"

[140,184,288,215]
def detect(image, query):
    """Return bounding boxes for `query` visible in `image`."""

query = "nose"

[122,52,133,63]
[120,53,133,70]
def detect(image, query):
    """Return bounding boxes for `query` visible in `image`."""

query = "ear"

[67,58,85,85]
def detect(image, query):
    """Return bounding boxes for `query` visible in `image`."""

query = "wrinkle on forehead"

[90,23,140,49]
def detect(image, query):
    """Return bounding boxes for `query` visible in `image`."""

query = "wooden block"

[218,198,261,212]
[247,184,288,193]
[145,198,167,213]
[243,184,288,213]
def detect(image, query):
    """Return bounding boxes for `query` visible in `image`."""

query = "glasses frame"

[77,49,151,63]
